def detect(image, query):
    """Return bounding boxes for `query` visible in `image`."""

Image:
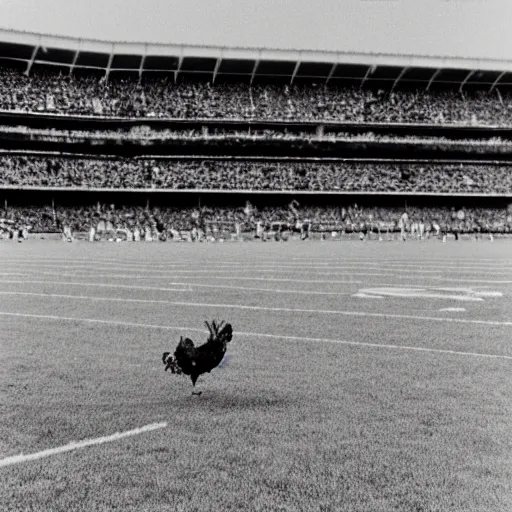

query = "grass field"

[1,239,511,511]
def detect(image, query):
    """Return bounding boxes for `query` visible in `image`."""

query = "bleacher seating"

[1,67,511,125]
[1,156,512,194]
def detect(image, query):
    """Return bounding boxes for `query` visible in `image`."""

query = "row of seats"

[1,156,511,193]
[0,68,510,125]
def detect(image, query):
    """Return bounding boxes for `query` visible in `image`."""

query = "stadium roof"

[1,27,512,91]
[0,0,511,59]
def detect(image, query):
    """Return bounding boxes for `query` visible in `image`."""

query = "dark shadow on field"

[171,388,294,411]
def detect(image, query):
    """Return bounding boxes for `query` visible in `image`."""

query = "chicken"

[162,320,233,390]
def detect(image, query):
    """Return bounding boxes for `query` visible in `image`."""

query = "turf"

[1,239,511,511]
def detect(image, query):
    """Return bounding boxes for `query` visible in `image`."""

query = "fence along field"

[1,240,511,511]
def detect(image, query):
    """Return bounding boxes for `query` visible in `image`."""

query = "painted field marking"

[0,279,354,297]
[0,311,510,361]
[0,422,168,468]
[0,276,362,287]
[0,280,192,293]
[8,259,512,274]
[190,283,354,296]
[440,308,467,312]
[0,268,384,281]
[1,261,442,272]
[366,282,508,292]
[6,255,512,264]
[0,263,407,279]
[0,292,511,326]
[4,265,512,284]
[352,287,503,301]
[4,272,507,297]
[8,257,512,271]
[353,292,384,299]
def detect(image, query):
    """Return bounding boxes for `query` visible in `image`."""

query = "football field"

[1,239,511,511]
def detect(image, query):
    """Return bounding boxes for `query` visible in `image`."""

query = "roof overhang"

[1,28,512,90]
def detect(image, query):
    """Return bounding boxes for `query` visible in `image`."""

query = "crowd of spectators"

[2,202,512,236]
[1,156,512,194]
[4,125,512,155]
[1,68,512,125]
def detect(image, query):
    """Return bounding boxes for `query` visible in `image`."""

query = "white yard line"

[0,293,510,326]
[5,259,512,273]
[188,283,354,296]
[0,422,168,468]
[0,267,392,279]
[0,264,409,278]
[0,277,354,296]
[0,311,510,361]
[3,261,512,279]
[3,273,508,295]
[0,276,363,286]
[0,261,443,272]
[0,291,194,305]
[0,280,191,292]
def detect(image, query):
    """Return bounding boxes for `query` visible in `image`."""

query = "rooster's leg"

[191,374,202,396]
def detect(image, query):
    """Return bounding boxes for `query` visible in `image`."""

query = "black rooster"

[162,320,233,391]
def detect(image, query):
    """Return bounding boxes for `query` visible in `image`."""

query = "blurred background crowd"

[1,68,511,125]
[1,67,512,239]
[2,202,511,236]
[1,156,512,194]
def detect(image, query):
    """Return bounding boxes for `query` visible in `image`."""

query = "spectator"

[1,66,512,125]
[1,156,512,194]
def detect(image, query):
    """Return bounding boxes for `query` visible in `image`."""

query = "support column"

[391,67,408,92]
[459,70,475,93]
[426,69,441,91]
[69,46,80,75]
[290,60,301,85]
[104,46,114,82]
[250,58,260,86]
[360,65,374,89]
[212,56,222,84]
[175,52,184,83]
[139,44,147,80]
[490,71,506,93]
[25,45,39,76]
[325,62,337,86]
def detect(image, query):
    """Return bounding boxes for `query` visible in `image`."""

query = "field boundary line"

[1,275,505,295]
[0,290,510,326]
[4,256,512,265]
[0,281,355,297]
[3,267,512,284]
[0,311,511,360]
[0,422,168,468]
[0,276,363,286]
[0,263,397,278]
[1,261,446,274]
[0,279,192,292]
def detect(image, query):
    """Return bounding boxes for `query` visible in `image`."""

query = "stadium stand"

[1,67,512,125]
[1,156,512,194]
[2,202,511,237]
[1,29,512,241]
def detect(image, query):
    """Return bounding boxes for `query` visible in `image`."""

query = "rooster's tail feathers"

[205,320,233,343]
